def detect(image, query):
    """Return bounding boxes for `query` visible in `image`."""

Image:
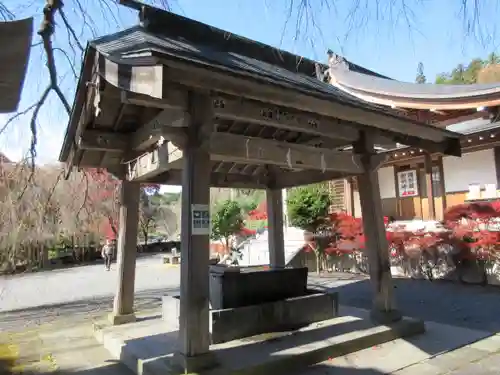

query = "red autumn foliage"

[239,227,257,236]
[302,202,500,263]
[443,201,500,261]
[86,169,161,240]
[444,202,500,222]
[240,201,268,236]
[247,201,268,221]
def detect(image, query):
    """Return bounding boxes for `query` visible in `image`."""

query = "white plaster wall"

[443,149,497,193]
[353,190,361,218]
[352,167,395,217]
[378,166,396,199]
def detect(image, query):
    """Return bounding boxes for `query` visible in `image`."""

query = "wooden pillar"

[436,155,447,214]
[345,178,354,216]
[354,133,400,323]
[424,153,436,220]
[266,187,285,268]
[175,93,215,372]
[109,180,140,325]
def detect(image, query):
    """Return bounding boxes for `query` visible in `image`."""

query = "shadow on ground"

[310,276,500,332]
[0,358,394,375]
[0,358,129,375]
[0,287,179,330]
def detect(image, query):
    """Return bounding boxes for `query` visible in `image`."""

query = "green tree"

[287,185,330,232]
[211,200,244,252]
[415,62,426,84]
[486,52,500,66]
[434,55,497,84]
[287,184,331,274]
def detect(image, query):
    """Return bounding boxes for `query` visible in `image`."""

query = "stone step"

[93,309,425,375]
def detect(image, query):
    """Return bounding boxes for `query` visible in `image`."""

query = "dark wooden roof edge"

[119,0,388,81]
[58,46,96,163]
[381,124,500,156]
[0,17,34,113]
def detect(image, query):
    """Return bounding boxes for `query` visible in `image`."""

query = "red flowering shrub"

[299,201,500,278]
[241,200,267,237]
[86,169,161,240]
[444,201,500,261]
[325,212,452,262]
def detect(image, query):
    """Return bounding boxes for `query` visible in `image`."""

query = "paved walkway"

[0,315,131,375]
[302,335,500,374]
[302,308,500,374]
[0,254,178,313]
[3,261,500,374]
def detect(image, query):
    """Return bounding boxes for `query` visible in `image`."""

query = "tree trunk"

[315,251,321,275]
[27,246,33,272]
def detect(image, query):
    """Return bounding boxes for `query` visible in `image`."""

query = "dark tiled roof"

[91,26,398,116]
[446,118,500,135]
[332,68,500,100]
[140,5,389,79]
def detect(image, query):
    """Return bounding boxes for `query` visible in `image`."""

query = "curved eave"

[329,69,500,110]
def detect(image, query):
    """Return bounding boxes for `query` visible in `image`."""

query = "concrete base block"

[108,312,136,326]
[211,290,339,344]
[172,351,218,373]
[162,296,180,324]
[370,309,403,325]
[94,311,426,375]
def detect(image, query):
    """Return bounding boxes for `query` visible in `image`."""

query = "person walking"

[101,239,114,271]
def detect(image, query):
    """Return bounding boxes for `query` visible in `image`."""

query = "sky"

[1,0,499,193]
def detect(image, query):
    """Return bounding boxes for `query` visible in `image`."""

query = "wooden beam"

[150,169,270,189]
[213,95,360,141]
[97,129,368,178]
[125,141,182,181]
[161,60,458,145]
[209,133,365,174]
[120,86,188,110]
[131,109,189,150]
[275,170,344,188]
[64,146,76,179]
[79,130,128,152]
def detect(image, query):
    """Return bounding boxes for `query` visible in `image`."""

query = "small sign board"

[397,170,419,197]
[191,204,210,235]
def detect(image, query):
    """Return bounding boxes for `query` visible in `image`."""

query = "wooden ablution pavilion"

[59,1,462,373]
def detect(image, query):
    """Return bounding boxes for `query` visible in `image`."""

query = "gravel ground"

[2,259,500,333]
[309,274,500,333]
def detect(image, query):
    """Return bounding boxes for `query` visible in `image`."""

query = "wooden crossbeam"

[125,141,182,181]
[212,95,360,142]
[131,109,188,150]
[149,170,270,189]
[79,130,128,152]
[209,133,365,174]
[123,134,366,182]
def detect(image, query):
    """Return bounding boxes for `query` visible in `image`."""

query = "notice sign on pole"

[191,204,210,235]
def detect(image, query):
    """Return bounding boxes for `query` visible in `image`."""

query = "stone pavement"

[0,316,133,375]
[3,263,500,374]
[301,332,500,374]
[3,305,500,375]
